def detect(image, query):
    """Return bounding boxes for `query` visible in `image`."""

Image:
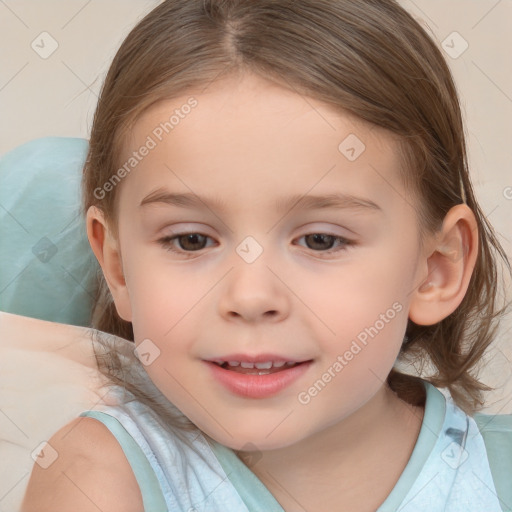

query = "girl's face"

[112,73,429,450]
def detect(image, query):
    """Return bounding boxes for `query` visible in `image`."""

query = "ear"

[409,204,479,325]
[86,206,132,322]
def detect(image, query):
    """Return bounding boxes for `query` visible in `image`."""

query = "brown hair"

[82,0,511,419]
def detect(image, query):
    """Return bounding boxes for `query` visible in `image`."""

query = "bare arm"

[21,417,144,512]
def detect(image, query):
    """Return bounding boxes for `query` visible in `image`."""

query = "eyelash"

[157,232,355,259]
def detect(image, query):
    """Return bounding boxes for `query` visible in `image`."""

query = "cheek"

[289,252,414,395]
[295,257,412,339]
[122,248,199,337]
[123,251,208,391]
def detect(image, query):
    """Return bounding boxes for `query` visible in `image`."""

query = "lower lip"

[205,361,313,399]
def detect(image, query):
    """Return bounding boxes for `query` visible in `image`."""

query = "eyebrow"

[139,188,382,214]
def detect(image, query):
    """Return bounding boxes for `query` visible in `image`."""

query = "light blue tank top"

[79,379,512,511]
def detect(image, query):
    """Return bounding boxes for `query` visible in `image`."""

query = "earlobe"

[86,206,133,322]
[409,204,478,326]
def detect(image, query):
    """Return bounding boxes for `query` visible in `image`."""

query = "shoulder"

[21,416,144,512]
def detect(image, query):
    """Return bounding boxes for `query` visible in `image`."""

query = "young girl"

[22,0,512,511]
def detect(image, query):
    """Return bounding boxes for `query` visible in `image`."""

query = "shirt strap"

[79,410,168,512]
[206,438,285,511]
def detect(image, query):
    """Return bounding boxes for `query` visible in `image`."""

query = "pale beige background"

[0,1,511,407]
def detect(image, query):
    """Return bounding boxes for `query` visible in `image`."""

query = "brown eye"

[303,234,337,250]
[157,232,214,256]
[296,233,353,255]
[174,233,209,251]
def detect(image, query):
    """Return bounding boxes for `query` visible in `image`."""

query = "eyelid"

[159,221,357,238]
[294,220,360,238]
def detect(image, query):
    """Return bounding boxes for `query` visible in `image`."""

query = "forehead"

[117,73,407,215]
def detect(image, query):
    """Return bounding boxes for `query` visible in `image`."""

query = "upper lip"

[206,353,312,364]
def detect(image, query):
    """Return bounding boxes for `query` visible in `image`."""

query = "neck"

[236,383,425,511]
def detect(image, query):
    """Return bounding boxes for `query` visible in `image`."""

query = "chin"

[200,420,309,452]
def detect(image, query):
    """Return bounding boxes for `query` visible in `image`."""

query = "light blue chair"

[0,137,99,326]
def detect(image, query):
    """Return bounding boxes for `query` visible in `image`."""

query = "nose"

[217,256,290,323]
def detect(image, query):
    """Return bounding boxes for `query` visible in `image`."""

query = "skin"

[87,72,478,511]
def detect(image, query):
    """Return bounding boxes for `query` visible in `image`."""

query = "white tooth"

[255,361,273,369]
[272,361,286,368]
[228,361,240,367]
[285,361,295,366]
[240,361,255,368]
[213,359,224,365]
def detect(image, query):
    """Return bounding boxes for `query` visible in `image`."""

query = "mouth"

[210,360,306,375]
[205,358,314,398]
